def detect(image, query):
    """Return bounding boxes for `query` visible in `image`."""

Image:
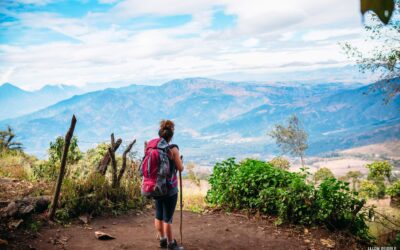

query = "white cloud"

[0,0,371,89]
[302,28,361,41]
[242,38,259,48]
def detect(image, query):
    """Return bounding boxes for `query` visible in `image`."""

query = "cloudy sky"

[0,0,373,90]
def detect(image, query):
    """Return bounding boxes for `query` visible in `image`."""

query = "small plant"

[313,167,334,183]
[0,126,23,152]
[268,156,290,170]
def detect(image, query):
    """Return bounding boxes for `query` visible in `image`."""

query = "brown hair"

[158,119,175,142]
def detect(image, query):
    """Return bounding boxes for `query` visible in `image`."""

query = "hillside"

[0,83,82,120]
[0,78,398,163]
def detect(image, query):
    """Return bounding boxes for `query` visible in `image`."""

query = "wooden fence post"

[97,133,122,175]
[48,115,77,221]
[117,139,136,185]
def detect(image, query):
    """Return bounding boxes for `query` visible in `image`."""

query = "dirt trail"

[25,210,351,250]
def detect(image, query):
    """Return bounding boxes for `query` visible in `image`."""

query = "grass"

[177,179,209,213]
[0,152,35,180]
[366,198,400,246]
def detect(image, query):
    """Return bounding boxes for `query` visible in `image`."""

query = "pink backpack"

[140,138,177,198]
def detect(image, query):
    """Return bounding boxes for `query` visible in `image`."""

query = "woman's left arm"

[171,147,184,172]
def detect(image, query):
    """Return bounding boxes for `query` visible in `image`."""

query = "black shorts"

[155,194,178,224]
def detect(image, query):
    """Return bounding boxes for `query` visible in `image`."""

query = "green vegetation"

[186,162,201,186]
[0,126,23,153]
[56,169,144,220]
[344,0,400,101]
[359,180,379,199]
[207,158,371,242]
[268,156,290,170]
[313,167,334,183]
[0,129,145,222]
[366,161,394,198]
[269,114,308,167]
[345,171,363,192]
[387,180,400,197]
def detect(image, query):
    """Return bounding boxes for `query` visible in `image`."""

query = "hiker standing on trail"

[140,120,184,250]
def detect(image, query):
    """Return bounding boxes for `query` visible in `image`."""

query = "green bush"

[207,158,371,242]
[313,167,334,183]
[57,167,145,220]
[359,180,379,199]
[387,180,400,197]
[0,151,36,180]
[268,156,290,170]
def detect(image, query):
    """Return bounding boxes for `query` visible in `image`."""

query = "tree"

[0,126,23,152]
[48,136,82,166]
[345,171,363,192]
[343,0,400,102]
[313,167,335,183]
[269,114,308,167]
[366,161,393,181]
[268,156,291,170]
[359,180,379,199]
[387,180,400,197]
[366,161,393,198]
[186,162,200,186]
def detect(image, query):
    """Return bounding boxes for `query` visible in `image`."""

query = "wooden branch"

[108,147,118,188]
[111,133,115,148]
[97,134,122,175]
[49,115,77,221]
[117,139,136,184]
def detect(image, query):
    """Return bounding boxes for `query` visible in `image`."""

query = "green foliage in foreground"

[56,169,145,221]
[207,158,371,242]
[387,180,400,197]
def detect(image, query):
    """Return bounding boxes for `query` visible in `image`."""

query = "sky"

[0,0,376,90]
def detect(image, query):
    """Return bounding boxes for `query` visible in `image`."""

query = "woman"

[152,120,184,250]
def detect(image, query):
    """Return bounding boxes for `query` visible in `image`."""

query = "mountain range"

[0,83,83,120]
[0,78,399,165]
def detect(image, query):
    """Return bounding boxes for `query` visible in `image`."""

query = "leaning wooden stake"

[97,133,122,175]
[179,155,183,245]
[49,115,77,221]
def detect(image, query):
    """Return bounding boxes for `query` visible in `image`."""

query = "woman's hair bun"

[160,120,174,131]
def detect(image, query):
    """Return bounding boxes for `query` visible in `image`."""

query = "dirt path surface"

[25,210,351,250]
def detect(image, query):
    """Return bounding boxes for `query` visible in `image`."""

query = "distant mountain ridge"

[0,78,398,164]
[0,83,83,120]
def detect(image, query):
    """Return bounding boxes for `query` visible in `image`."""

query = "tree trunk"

[117,139,136,185]
[108,147,118,188]
[97,133,122,175]
[300,155,305,167]
[49,115,77,221]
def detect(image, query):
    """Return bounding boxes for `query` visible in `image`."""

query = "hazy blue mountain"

[202,82,400,156]
[0,78,398,163]
[0,83,83,119]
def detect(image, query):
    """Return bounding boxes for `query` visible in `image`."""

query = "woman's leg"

[163,222,173,243]
[155,218,164,238]
[162,194,178,243]
[155,199,165,238]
